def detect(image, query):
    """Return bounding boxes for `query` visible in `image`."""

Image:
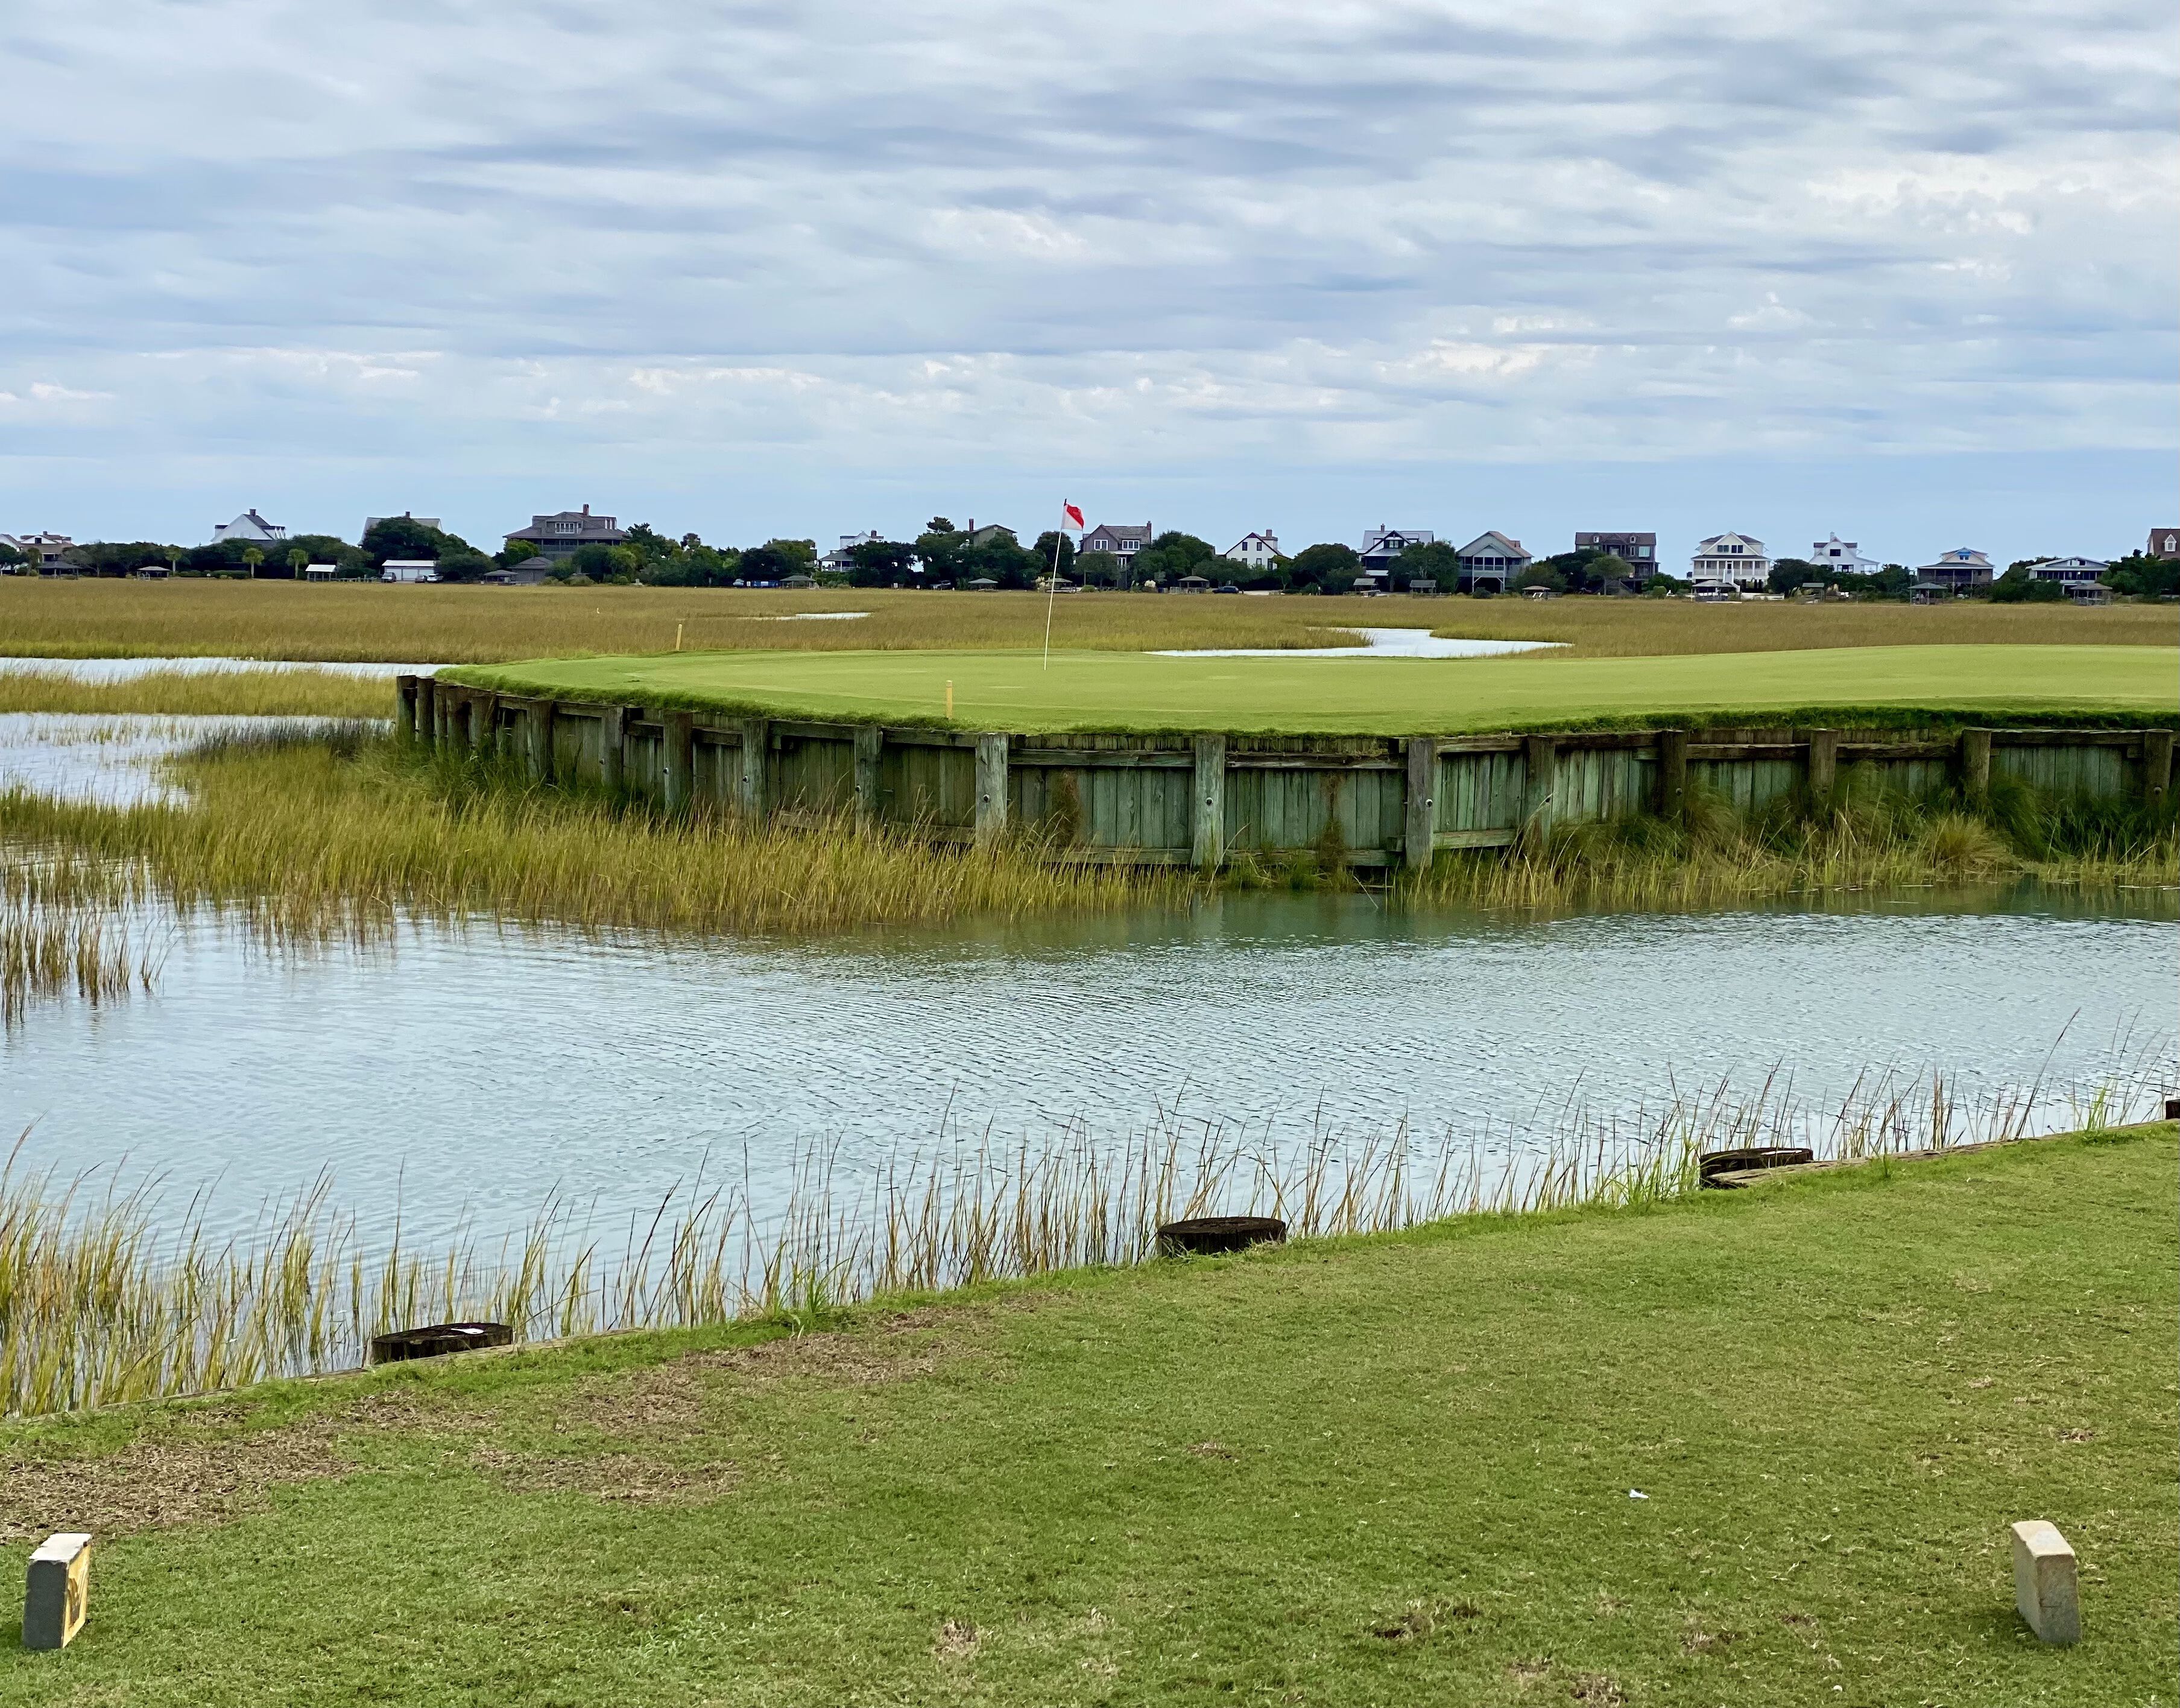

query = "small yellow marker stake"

[945,680,954,720]
[24,1532,91,1650]
[674,622,684,653]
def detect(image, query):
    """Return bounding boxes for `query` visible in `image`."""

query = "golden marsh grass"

[0,730,1189,936]
[0,666,396,719]
[4,1063,2134,1418]
[2,579,2170,664]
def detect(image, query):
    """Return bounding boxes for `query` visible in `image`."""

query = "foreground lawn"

[2,1128,2170,1705]
[452,642,2180,734]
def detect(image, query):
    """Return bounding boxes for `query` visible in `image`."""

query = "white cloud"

[0,0,2170,542]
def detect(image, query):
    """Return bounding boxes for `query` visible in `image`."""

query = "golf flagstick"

[1044,501,1086,669]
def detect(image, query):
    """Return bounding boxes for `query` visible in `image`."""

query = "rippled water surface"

[2,713,2172,1248]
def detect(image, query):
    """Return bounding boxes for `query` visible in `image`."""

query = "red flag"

[1062,502,1085,531]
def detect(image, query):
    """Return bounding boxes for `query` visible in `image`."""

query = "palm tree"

[165,547,183,577]
[287,547,309,578]
[242,546,264,579]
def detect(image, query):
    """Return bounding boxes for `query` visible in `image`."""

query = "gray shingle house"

[503,505,629,562]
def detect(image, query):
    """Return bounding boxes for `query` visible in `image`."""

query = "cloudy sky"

[2,0,2172,564]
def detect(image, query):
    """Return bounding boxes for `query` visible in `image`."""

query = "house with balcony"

[211,508,287,543]
[1809,534,1878,577]
[1353,527,1432,591]
[1222,531,1281,574]
[1573,531,1656,580]
[1689,532,1769,592]
[2026,557,2111,603]
[1910,547,1993,601]
[1457,531,1532,593]
[502,505,629,563]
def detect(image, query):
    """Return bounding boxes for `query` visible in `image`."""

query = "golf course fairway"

[448,642,2180,735]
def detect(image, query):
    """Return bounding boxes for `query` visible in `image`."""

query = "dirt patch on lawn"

[468,1444,741,1505]
[547,1309,975,1442]
[0,1390,480,1543]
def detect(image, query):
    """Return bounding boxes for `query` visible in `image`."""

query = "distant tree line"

[22,517,2177,601]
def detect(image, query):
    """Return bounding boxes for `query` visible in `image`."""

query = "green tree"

[1512,561,1566,594]
[497,539,541,568]
[1287,542,1360,594]
[1030,531,1077,582]
[0,543,30,573]
[434,549,493,583]
[1766,557,1823,595]
[845,539,918,586]
[1131,531,1218,584]
[925,517,956,536]
[1073,549,1122,589]
[2103,552,2180,598]
[1989,564,2065,604]
[1395,540,1462,591]
[286,548,310,577]
[569,543,618,578]
[1586,552,1634,593]
[241,545,264,578]
[362,516,469,565]
[914,527,968,582]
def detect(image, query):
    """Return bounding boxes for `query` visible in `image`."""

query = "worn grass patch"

[447,642,2179,735]
[0,1129,2170,1705]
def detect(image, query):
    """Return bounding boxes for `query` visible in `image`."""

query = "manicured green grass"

[447,642,2180,734]
[3,1128,2170,1705]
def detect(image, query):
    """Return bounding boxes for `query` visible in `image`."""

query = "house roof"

[1085,523,1152,545]
[1457,531,1529,558]
[1695,531,1765,553]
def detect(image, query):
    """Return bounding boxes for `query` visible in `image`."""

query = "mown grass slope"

[4,580,2173,663]
[451,642,2180,734]
[2,1128,2170,1706]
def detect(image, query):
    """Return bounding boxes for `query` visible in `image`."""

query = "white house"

[0,530,73,569]
[2027,557,2110,601]
[1456,531,1532,592]
[819,530,883,575]
[1690,532,1769,592]
[212,508,288,543]
[1222,531,1280,572]
[1809,534,1878,577]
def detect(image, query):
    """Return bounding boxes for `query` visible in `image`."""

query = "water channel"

[3,710,2174,1254]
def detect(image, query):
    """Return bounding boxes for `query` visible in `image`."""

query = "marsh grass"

[0,727,1188,936]
[2,580,2171,665]
[0,864,162,1026]
[0,666,395,718]
[5,1058,2153,1418]
[1406,773,2180,911]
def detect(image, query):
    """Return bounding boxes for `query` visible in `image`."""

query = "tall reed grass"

[0,668,395,719]
[0,727,1188,936]
[2,1059,2164,1419]
[0,867,160,1026]
[1398,774,2180,912]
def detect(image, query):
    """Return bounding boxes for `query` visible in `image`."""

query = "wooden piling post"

[1522,735,1557,830]
[1807,727,1838,803]
[414,676,437,751]
[975,733,1010,847]
[1191,734,1227,868]
[739,718,771,818]
[1403,736,1436,871]
[599,706,625,794]
[2142,727,2174,803]
[1959,727,1992,798]
[475,695,498,758]
[853,725,884,827]
[663,710,693,811]
[527,698,556,783]
[394,675,417,744]
[1656,727,1687,822]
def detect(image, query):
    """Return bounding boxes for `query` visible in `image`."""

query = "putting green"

[446,643,2179,735]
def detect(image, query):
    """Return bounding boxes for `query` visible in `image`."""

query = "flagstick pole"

[1043,530,1063,669]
